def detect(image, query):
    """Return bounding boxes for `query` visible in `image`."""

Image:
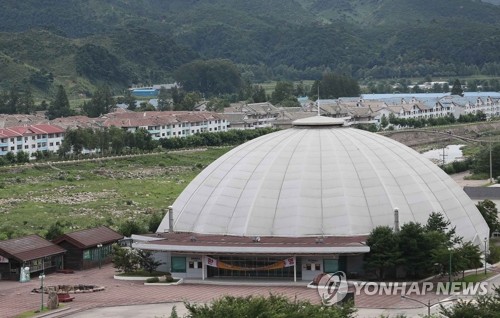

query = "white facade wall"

[0,131,64,157]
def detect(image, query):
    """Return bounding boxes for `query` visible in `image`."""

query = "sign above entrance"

[204,256,295,271]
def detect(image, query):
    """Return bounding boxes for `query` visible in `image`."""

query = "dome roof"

[158,117,488,243]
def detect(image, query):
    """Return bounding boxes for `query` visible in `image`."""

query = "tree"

[6,85,20,114]
[148,212,164,233]
[365,226,401,279]
[206,97,229,112]
[174,59,243,97]
[16,86,34,114]
[16,151,30,163]
[137,250,162,274]
[443,82,450,92]
[47,85,72,120]
[271,81,295,105]
[251,85,267,103]
[425,211,459,245]
[123,89,137,111]
[310,73,360,99]
[456,242,482,277]
[157,87,171,111]
[440,286,500,318]
[134,128,156,151]
[118,220,146,237]
[380,114,389,128]
[83,86,115,118]
[176,92,201,111]
[45,222,64,240]
[111,244,139,273]
[476,200,499,234]
[185,294,356,318]
[451,79,464,96]
[75,44,127,83]
[398,222,431,278]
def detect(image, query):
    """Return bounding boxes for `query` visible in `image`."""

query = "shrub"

[488,244,500,264]
[185,294,356,317]
[146,277,160,283]
[165,276,174,283]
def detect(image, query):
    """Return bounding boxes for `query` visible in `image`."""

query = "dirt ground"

[450,171,490,188]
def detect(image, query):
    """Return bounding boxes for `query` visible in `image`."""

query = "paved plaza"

[0,264,467,318]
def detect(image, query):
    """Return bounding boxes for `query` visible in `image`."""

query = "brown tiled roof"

[0,235,66,262]
[142,232,368,248]
[52,226,123,249]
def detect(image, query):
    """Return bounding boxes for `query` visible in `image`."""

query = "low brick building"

[53,226,123,270]
[0,235,66,280]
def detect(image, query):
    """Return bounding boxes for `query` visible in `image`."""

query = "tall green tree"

[157,87,171,111]
[451,79,464,96]
[83,86,115,118]
[174,59,243,96]
[476,199,499,235]
[123,89,137,111]
[6,85,20,114]
[251,85,267,103]
[380,114,389,128]
[136,250,162,274]
[16,86,34,114]
[310,72,360,99]
[426,211,459,244]
[364,226,401,279]
[398,222,434,278]
[271,81,295,105]
[47,85,72,119]
[175,92,201,111]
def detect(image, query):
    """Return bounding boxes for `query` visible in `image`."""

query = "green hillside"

[1,0,500,98]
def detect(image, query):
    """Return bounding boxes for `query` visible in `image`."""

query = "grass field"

[0,148,232,239]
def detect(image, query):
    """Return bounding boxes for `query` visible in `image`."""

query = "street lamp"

[401,295,457,317]
[484,237,488,275]
[97,243,103,269]
[448,249,452,293]
[39,272,45,311]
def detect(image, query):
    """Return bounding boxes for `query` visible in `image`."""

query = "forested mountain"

[2,0,500,97]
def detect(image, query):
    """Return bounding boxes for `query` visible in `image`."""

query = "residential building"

[0,124,65,156]
[52,226,123,270]
[224,102,281,129]
[0,235,65,280]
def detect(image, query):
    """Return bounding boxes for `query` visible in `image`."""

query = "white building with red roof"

[0,124,64,156]
[100,111,228,139]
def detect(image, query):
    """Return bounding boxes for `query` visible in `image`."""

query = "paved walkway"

[0,265,459,318]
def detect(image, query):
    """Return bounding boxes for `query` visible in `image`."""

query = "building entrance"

[206,255,301,279]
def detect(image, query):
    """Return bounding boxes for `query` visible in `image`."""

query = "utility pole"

[441,145,447,166]
[490,141,493,184]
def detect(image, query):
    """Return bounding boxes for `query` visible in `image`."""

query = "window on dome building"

[323,259,339,273]
[171,256,186,273]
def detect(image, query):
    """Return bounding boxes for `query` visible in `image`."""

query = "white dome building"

[136,116,489,281]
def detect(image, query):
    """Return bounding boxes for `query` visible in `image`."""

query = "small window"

[189,260,202,269]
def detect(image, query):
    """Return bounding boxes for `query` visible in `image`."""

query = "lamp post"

[401,295,456,317]
[448,249,452,293]
[484,237,488,275]
[39,272,45,311]
[97,243,103,269]
[489,141,493,184]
